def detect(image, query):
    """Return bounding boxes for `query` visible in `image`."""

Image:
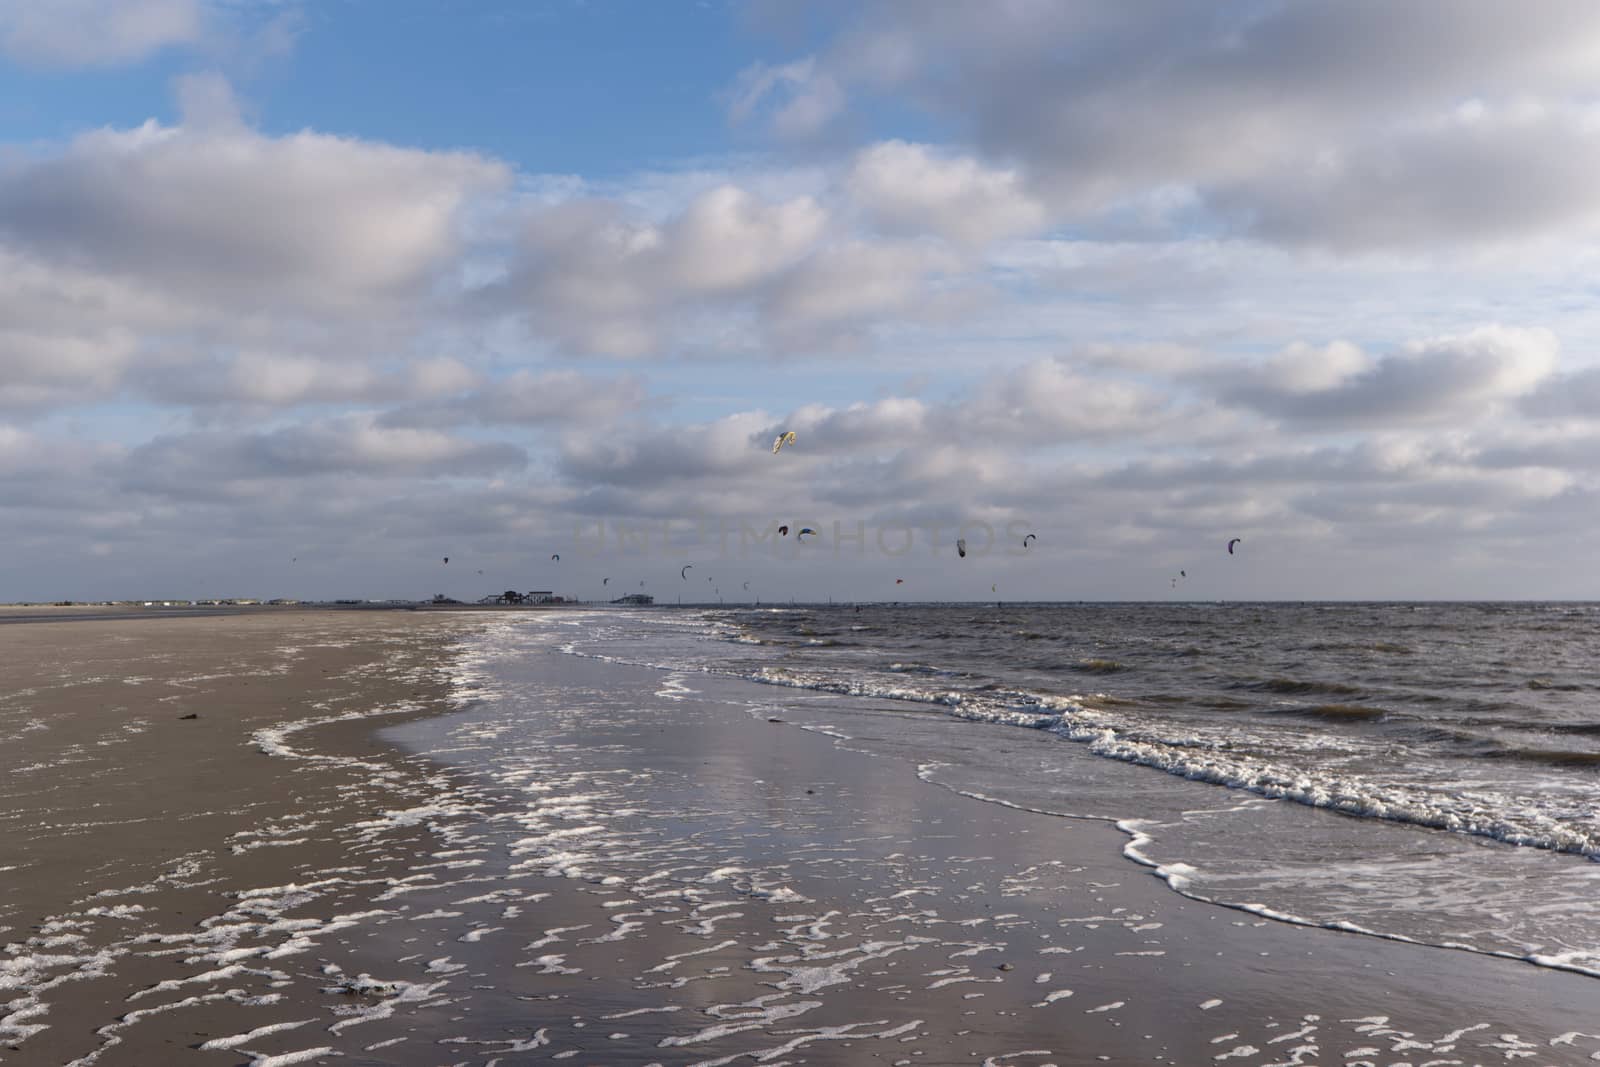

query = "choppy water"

[550,602,1600,976]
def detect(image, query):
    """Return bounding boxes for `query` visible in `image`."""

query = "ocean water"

[547,601,1600,977]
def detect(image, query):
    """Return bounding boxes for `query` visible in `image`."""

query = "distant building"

[524,590,555,604]
[612,593,653,605]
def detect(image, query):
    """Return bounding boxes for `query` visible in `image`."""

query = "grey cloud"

[1214,326,1557,425]
[500,181,982,357]
[772,397,929,451]
[1218,108,1600,249]
[0,244,195,414]
[1472,430,1600,473]
[566,358,1172,504]
[0,326,141,412]
[120,417,527,500]
[560,413,771,490]
[769,360,1172,452]
[380,370,648,429]
[0,119,509,312]
[747,2,1600,248]
[764,239,959,335]
[960,360,1169,442]
[136,354,481,412]
[1520,368,1600,420]
[1290,471,1569,532]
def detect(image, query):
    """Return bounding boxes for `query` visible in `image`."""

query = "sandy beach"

[3,608,1598,1066]
[0,609,483,1065]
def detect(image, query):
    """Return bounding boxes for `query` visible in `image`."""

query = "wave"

[1269,703,1390,722]
[1305,641,1416,655]
[733,666,1600,862]
[1240,677,1365,697]
[1479,745,1600,768]
[1526,679,1583,691]
[1072,659,1130,674]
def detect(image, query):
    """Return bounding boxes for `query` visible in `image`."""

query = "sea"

[528,601,1600,978]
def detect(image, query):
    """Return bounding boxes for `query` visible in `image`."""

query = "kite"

[681,564,693,580]
[772,431,797,454]
[443,557,449,565]
[1227,538,1242,555]
[551,554,560,561]
[956,538,967,559]
[895,578,904,584]
[603,577,610,585]
[1022,534,1036,548]
[743,581,750,591]
[797,527,816,541]
[778,525,790,537]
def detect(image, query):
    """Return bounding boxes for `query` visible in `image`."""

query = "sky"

[5,0,1600,603]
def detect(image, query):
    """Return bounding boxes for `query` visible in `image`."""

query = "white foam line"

[1118,818,1600,980]
[602,1006,684,1020]
[686,1018,923,1067]
[245,1047,340,1067]
[199,1019,316,1050]
[659,999,822,1047]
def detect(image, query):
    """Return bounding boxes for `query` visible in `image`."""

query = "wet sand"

[0,610,484,1065]
[287,636,1600,1065]
[4,611,1598,1065]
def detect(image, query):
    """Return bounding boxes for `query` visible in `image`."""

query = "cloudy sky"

[5,0,1600,602]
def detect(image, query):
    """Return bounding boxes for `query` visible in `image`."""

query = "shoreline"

[6,608,1599,1065]
[336,629,1600,1064]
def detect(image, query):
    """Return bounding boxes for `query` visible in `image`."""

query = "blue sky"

[5,1,1600,602]
[1,3,802,170]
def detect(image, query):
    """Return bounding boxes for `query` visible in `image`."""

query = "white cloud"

[172,69,245,130]
[0,326,140,412]
[508,185,828,357]
[962,359,1168,442]
[0,0,202,67]
[766,239,957,330]
[727,57,846,140]
[848,141,1045,246]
